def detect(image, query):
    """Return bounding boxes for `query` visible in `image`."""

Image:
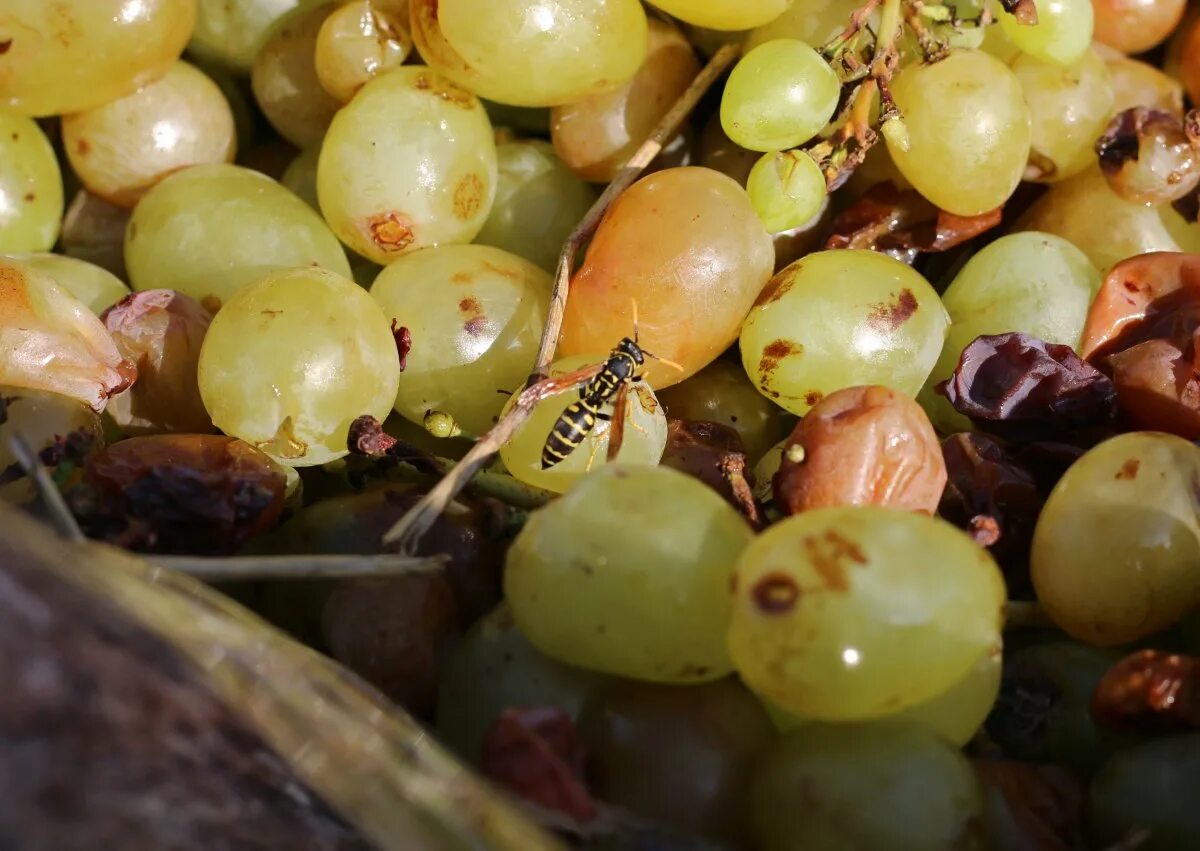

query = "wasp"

[540,312,679,469]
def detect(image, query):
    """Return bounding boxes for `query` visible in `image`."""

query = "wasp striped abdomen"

[540,400,600,468]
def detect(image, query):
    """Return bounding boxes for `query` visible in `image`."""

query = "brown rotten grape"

[1096,108,1200,207]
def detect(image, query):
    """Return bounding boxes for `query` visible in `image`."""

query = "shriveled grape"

[197,267,400,467]
[1097,108,1200,206]
[0,111,63,253]
[369,244,550,437]
[505,465,752,682]
[559,167,774,388]
[317,66,497,264]
[740,249,948,416]
[0,386,103,502]
[314,0,411,103]
[3,253,129,315]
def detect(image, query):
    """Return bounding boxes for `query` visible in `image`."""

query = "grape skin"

[1,253,129,315]
[0,112,63,253]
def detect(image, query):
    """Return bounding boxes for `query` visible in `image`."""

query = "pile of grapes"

[5,0,1200,847]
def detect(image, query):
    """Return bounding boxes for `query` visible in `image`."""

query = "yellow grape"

[550,18,699,184]
[369,245,550,437]
[1102,48,1185,116]
[887,50,1031,216]
[2,253,129,315]
[647,0,792,30]
[506,465,753,681]
[998,0,1094,66]
[0,111,62,253]
[409,0,648,108]
[497,355,668,494]
[729,507,1005,719]
[559,167,774,389]
[281,146,320,211]
[317,66,497,264]
[62,61,236,208]
[314,0,412,103]
[0,0,196,116]
[745,0,862,51]
[197,267,400,467]
[189,0,303,74]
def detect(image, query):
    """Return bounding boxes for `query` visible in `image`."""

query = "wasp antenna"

[644,351,685,373]
[630,298,640,343]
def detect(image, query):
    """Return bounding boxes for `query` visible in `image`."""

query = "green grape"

[0,385,104,504]
[752,437,787,506]
[62,61,237,209]
[745,149,826,233]
[999,0,1094,66]
[410,0,648,108]
[189,59,258,156]
[657,358,790,464]
[314,0,412,103]
[498,356,668,493]
[1017,166,1200,271]
[473,137,597,273]
[505,465,753,682]
[745,722,986,851]
[578,677,777,843]
[1031,433,1200,645]
[720,39,841,153]
[125,163,350,309]
[0,111,63,253]
[60,190,130,281]
[0,258,132,411]
[1013,47,1114,183]
[251,4,342,150]
[917,232,1101,434]
[436,604,610,762]
[197,266,400,467]
[483,101,551,135]
[189,0,304,74]
[1,253,129,315]
[1091,734,1200,851]
[979,16,1022,63]
[317,66,497,264]
[281,146,320,211]
[729,507,1005,719]
[745,0,862,51]
[887,50,1031,216]
[646,0,792,30]
[740,249,949,417]
[0,0,196,117]
[369,244,550,437]
[986,642,1128,772]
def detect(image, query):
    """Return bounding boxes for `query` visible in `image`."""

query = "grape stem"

[147,553,447,582]
[6,433,85,543]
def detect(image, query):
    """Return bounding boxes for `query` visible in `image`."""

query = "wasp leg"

[585,435,604,472]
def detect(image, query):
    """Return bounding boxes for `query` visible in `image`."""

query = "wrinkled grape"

[317,66,497,264]
[1098,108,1200,206]
[369,244,550,437]
[506,465,752,682]
[2,254,129,316]
[0,111,62,253]
[0,385,103,501]
[559,167,774,388]
[741,249,949,416]
[197,267,400,467]
[314,0,411,103]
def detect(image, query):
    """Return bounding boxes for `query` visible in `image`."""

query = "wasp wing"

[515,363,604,410]
[606,381,630,462]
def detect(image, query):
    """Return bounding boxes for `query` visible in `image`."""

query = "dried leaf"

[1091,649,1200,733]
[391,320,412,372]
[346,414,399,456]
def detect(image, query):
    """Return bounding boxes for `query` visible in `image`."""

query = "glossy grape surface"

[1093,0,1185,55]
[746,150,826,234]
[189,0,303,74]
[1,253,128,316]
[998,0,1094,66]
[314,0,412,103]
[648,0,792,30]
[0,112,62,253]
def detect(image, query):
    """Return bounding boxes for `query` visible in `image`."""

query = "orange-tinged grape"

[550,18,699,184]
[0,258,133,412]
[1093,0,1185,55]
[62,62,236,209]
[0,0,197,117]
[251,3,342,150]
[647,0,792,30]
[559,167,773,389]
[0,111,62,253]
[409,0,648,108]
[314,0,411,103]
[1178,14,1200,108]
[1099,47,1185,116]
[1,253,129,315]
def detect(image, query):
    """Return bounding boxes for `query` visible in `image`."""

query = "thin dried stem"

[150,553,445,582]
[382,44,740,552]
[7,433,85,542]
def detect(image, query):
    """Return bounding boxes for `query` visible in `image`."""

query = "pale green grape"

[766,646,1003,747]
[125,163,350,309]
[0,0,196,117]
[1013,47,1114,182]
[3,253,130,315]
[317,66,497,264]
[999,0,1094,66]
[917,232,1101,434]
[410,0,648,108]
[62,61,237,208]
[473,138,597,273]
[0,258,132,411]
[887,50,1031,216]
[506,465,753,682]
[746,722,986,851]
[197,267,400,467]
[745,150,826,233]
[1031,432,1200,645]
[1017,166,1200,271]
[657,358,791,464]
[314,0,412,103]
[745,0,861,50]
[0,112,63,253]
[251,3,341,150]
[729,507,1005,719]
[740,249,949,417]
[721,39,841,153]
[281,146,320,210]
[752,437,787,505]
[1091,734,1200,851]
[647,0,792,30]
[436,604,610,762]
[498,355,667,493]
[369,245,550,437]
[189,0,304,74]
